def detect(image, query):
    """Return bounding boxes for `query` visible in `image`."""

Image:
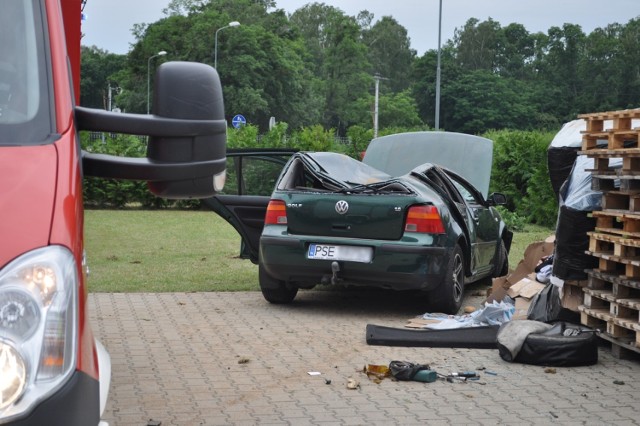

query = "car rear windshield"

[0,0,53,145]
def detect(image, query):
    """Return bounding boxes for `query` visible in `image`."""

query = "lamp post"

[373,73,389,139]
[214,21,240,69]
[435,0,442,130]
[147,50,167,114]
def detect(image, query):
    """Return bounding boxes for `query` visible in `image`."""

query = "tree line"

[81,0,640,136]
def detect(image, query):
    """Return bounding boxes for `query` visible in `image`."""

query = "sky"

[82,0,640,55]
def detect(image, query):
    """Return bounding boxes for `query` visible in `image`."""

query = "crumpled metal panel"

[363,132,493,198]
[306,151,391,185]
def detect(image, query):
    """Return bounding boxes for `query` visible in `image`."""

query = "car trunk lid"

[284,192,416,240]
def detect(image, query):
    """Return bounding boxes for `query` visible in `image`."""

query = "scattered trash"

[544,367,557,374]
[413,299,515,330]
[324,378,332,385]
[412,369,437,383]
[147,420,161,426]
[364,364,390,383]
[613,380,625,385]
[307,371,322,376]
[237,357,250,364]
[389,361,435,382]
[346,378,360,389]
[536,264,553,283]
[449,371,478,378]
[485,371,498,376]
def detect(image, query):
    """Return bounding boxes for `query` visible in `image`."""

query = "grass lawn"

[85,209,553,293]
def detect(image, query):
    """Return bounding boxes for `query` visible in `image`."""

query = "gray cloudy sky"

[82,0,639,55]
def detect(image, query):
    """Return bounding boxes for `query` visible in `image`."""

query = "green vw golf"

[205,132,511,314]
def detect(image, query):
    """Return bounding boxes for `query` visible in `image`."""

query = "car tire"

[430,244,465,314]
[493,239,509,278]
[259,263,298,304]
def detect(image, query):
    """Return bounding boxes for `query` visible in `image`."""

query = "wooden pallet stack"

[577,108,640,359]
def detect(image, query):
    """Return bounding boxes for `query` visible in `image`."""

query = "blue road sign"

[232,114,246,129]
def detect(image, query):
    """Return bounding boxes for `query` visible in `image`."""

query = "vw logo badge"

[335,200,349,215]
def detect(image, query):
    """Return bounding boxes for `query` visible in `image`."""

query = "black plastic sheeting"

[548,147,579,200]
[365,324,499,349]
[552,205,598,280]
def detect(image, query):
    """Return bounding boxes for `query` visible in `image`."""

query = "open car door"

[202,149,296,263]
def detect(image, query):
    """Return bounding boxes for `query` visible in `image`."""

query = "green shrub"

[80,132,200,209]
[496,206,527,232]
[486,129,558,227]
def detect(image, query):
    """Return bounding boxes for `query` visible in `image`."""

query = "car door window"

[223,154,290,196]
[448,173,485,206]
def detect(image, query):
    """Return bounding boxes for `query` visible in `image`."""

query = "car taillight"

[265,200,287,225]
[405,205,445,234]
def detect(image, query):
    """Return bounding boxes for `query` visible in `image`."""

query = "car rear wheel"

[494,239,509,278]
[259,263,298,304]
[430,244,465,314]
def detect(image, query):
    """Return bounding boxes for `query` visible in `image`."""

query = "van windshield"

[0,0,53,145]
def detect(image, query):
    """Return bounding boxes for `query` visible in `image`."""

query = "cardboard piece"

[561,283,585,312]
[502,273,546,320]
[507,274,546,299]
[485,236,554,306]
[513,297,532,320]
[405,318,444,329]
[507,237,555,286]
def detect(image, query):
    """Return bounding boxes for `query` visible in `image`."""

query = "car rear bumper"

[260,235,450,291]
[8,370,101,426]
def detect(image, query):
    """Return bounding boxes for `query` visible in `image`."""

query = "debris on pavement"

[363,364,390,383]
[346,378,360,389]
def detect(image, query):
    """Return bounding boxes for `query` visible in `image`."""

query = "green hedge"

[81,133,200,209]
[485,129,558,228]
[81,126,562,229]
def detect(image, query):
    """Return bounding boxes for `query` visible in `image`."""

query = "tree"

[453,18,502,71]
[537,24,587,120]
[80,46,126,109]
[114,0,319,129]
[411,45,461,128]
[362,16,416,93]
[443,70,538,134]
[322,15,371,133]
[496,23,536,79]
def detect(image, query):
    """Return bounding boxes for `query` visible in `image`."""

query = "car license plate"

[307,244,372,263]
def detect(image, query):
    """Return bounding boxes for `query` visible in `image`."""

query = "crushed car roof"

[362,131,494,198]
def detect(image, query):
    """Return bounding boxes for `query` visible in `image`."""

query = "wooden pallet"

[592,210,640,237]
[586,155,640,176]
[588,231,640,258]
[578,108,640,152]
[591,174,640,192]
[583,289,640,321]
[601,191,640,212]
[580,270,640,358]
[574,108,640,358]
[579,306,640,358]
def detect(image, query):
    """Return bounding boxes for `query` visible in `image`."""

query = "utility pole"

[435,0,443,130]
[373,73,389,139]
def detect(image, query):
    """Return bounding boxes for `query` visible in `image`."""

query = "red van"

[0,1,226,424]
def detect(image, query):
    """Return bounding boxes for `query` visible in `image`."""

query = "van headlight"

[0,246,77,420]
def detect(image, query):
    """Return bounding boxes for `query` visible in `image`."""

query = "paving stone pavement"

[89,289,640,426]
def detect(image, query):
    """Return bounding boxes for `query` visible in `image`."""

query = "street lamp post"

[214,21,240,69]
[435,0,442,130]
[373,73,389,139]
[147,50,167,114]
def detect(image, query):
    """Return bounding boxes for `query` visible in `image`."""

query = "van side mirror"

[78,61,227,199]
[147,62,226,198]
